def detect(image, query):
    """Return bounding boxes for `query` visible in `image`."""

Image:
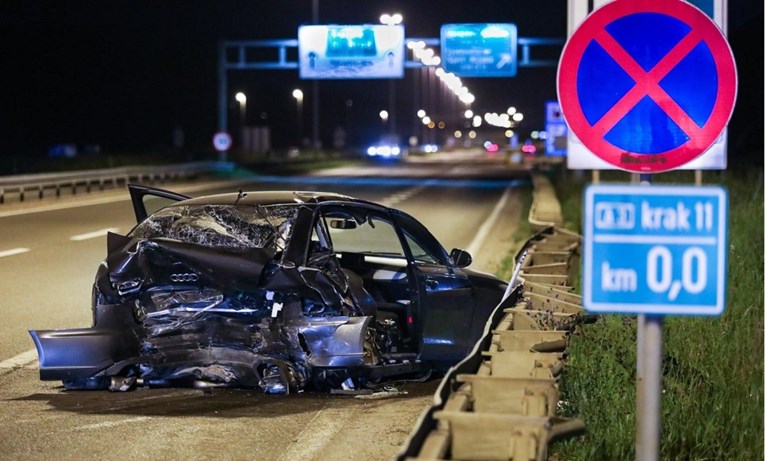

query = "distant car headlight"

[367,145,401,158]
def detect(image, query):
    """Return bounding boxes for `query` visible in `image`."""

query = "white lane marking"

[278,408,345,461]
[75,417,152,431]
[70,227,120,241]
[0,349,38,370]
[0,247,30,258]
[466,187,513,257]
[378,185,426,207]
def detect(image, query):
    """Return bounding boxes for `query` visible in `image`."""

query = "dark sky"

[1,1,762,158]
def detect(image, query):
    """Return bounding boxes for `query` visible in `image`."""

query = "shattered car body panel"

[30,185,507,393]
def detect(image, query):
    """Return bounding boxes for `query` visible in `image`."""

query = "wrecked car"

[30,185,507,393]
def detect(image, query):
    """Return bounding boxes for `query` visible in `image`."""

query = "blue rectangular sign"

[583,185,727,315]
[545,101,567,156]
[545,122,568,157]
[441,23,517,77]
[298,25,405,79]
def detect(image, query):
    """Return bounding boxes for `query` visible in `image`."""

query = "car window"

[325,212,406,259]
[395,213,449,265]
[403,233,439,264]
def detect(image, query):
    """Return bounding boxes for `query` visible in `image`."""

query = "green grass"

[547,166,764,460]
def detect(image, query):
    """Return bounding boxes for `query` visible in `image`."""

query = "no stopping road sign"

[558,0,737,173]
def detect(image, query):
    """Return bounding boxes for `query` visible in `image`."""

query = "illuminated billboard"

[298,25,405,79]
[441,23,517,77]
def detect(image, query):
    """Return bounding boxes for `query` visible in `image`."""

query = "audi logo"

[170,273,199,283]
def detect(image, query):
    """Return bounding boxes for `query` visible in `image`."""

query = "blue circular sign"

[212,132,232,152]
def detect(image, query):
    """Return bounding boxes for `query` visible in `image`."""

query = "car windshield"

[130,204,298,250]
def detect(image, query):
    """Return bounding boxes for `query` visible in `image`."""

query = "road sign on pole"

[584,184,728,315]
[545,100,568,156]
[558,0,737,173]
[212,132,232,152]
[441,24,518,77]
[212,131,232,162]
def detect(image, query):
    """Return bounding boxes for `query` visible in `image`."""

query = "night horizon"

[1,1,761,163]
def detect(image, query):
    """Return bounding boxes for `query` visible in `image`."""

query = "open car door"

[128,184,190,223]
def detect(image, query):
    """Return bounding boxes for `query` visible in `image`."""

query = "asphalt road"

[0,152,529,460]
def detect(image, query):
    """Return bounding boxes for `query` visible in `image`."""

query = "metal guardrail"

[399,173,586,461]
[0,162,233,204]
[398,227,586,461]
[528,174,564,231]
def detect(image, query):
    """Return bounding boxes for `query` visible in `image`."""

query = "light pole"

[380,13,402,137]
[292,89,304,147]
[235,92,247,128]
[345,99,353,148]
[235,92,247,151]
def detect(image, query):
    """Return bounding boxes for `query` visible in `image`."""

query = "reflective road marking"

[467,187,512,257]
[0,247,30,258]
[0,349,37,372]
[75,417,153,431]
[70,227,120,241]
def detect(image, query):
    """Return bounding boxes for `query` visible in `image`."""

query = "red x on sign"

[558,0,737,173]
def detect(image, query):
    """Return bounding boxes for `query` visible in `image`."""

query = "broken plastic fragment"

[109,376,137,392]
[260,364,289,394]
[265,291,284,318]
[340,377,355,390]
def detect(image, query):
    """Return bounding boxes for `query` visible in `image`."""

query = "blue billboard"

[441,23,517,77]
[298,25,405,79]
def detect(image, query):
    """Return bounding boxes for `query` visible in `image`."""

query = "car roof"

[174,190,374,208]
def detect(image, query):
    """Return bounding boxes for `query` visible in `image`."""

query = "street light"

[379,110,389,124]
[235,92,247,128]
[235,92,247,151]
[380,13,402,25]
[292,89,304,146]
[380,13,402,135]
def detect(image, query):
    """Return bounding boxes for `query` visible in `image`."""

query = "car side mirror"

[329,219,357,230]
[449,248,472,268]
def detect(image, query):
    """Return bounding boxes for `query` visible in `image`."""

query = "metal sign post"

[582,184,728,460]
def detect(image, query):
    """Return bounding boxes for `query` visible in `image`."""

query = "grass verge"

[548,166,764,460]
